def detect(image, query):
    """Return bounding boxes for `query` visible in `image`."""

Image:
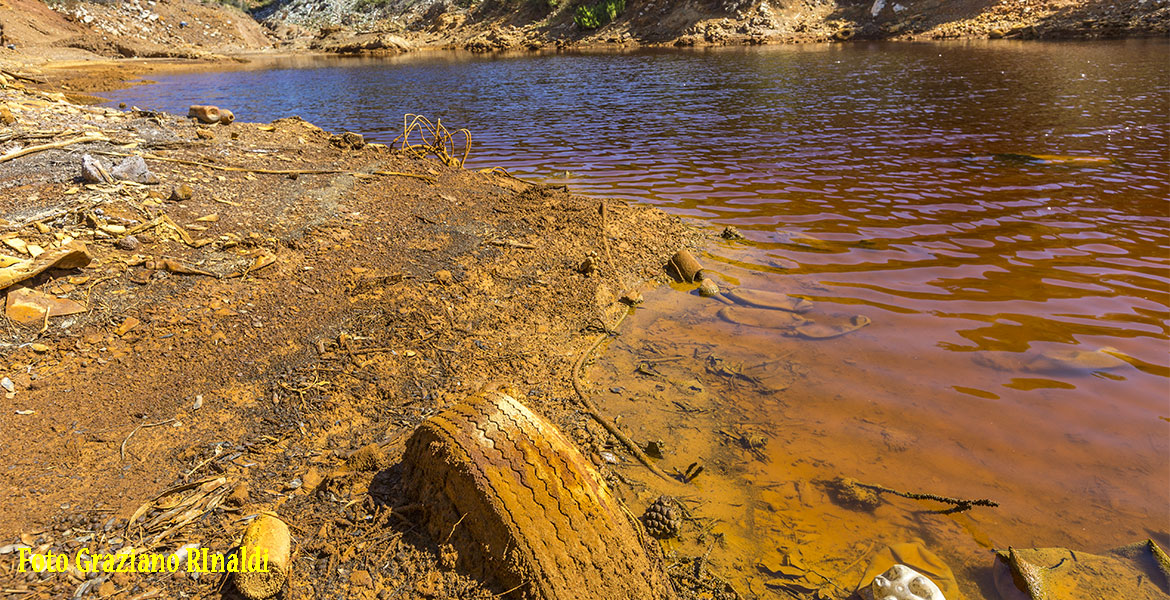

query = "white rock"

[871,564,944,600]
[110,155,159,184]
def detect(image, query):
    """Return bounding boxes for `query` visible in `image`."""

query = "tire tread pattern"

[403,388,675,600]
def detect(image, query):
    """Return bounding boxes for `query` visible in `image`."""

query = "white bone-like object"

[871,564,945,600]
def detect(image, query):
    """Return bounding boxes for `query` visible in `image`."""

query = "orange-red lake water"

[105,39,1170,598]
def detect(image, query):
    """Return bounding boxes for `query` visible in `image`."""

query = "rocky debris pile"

[48,0,272,57]
[923,0,1170,38]
[256,0,416,30]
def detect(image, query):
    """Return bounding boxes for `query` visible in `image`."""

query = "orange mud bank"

[0,76,722,598]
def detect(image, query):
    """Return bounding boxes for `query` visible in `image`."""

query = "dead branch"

[0,132,108,163]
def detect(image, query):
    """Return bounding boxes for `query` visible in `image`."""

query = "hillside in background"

[256,0,1170,51]
[0,0,1166,61]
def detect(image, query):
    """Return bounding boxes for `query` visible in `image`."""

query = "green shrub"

[573,0,624,29]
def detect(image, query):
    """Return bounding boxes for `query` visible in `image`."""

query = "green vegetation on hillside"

[574,0,624,29]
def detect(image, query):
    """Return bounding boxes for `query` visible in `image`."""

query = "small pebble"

[116,236,140,251]
[170,184,193,202]
[620,290,643,305]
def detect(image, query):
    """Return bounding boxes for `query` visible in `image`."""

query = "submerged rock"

[725,288,813,313]
[976,347,1129,374]
[718,306,808,329]
[794,314,871,339]
[1030,347,1128,372]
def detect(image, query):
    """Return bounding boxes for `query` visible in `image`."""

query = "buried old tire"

[403,387,676,600]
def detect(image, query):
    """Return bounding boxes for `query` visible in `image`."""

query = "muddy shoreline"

[0,71,720,598]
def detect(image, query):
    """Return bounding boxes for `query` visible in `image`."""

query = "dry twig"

[572,310,671,481]
[120,418,176,461]
[0,132,107,163]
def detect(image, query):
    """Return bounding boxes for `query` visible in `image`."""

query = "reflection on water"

[105,40,1169,598]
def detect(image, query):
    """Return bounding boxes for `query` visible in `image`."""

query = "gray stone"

[116,236,140,251]
[80,154,111,184]
[110,156,159,184]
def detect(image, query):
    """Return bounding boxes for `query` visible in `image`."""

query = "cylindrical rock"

[234,513,290,600]
[188,105,220,124]
[668,249,703,283]
[218,109,235,125]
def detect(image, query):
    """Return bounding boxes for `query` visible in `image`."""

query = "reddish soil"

[0,77,713,599]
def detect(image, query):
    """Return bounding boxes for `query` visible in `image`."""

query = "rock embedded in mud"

[330,131,365,150]
[345,443,386,472]
[116,235,140,251]
[621,290,644,305]
[226,481,250,507]
[641,496,682,539]
[402,387,676,600]
[80,154,113,184]
[698,279,720,297]
[170,184,193,202]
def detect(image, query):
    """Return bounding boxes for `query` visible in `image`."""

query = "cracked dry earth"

[0,83,710,599]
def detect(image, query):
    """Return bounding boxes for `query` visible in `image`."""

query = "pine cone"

[641,496,682,539]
